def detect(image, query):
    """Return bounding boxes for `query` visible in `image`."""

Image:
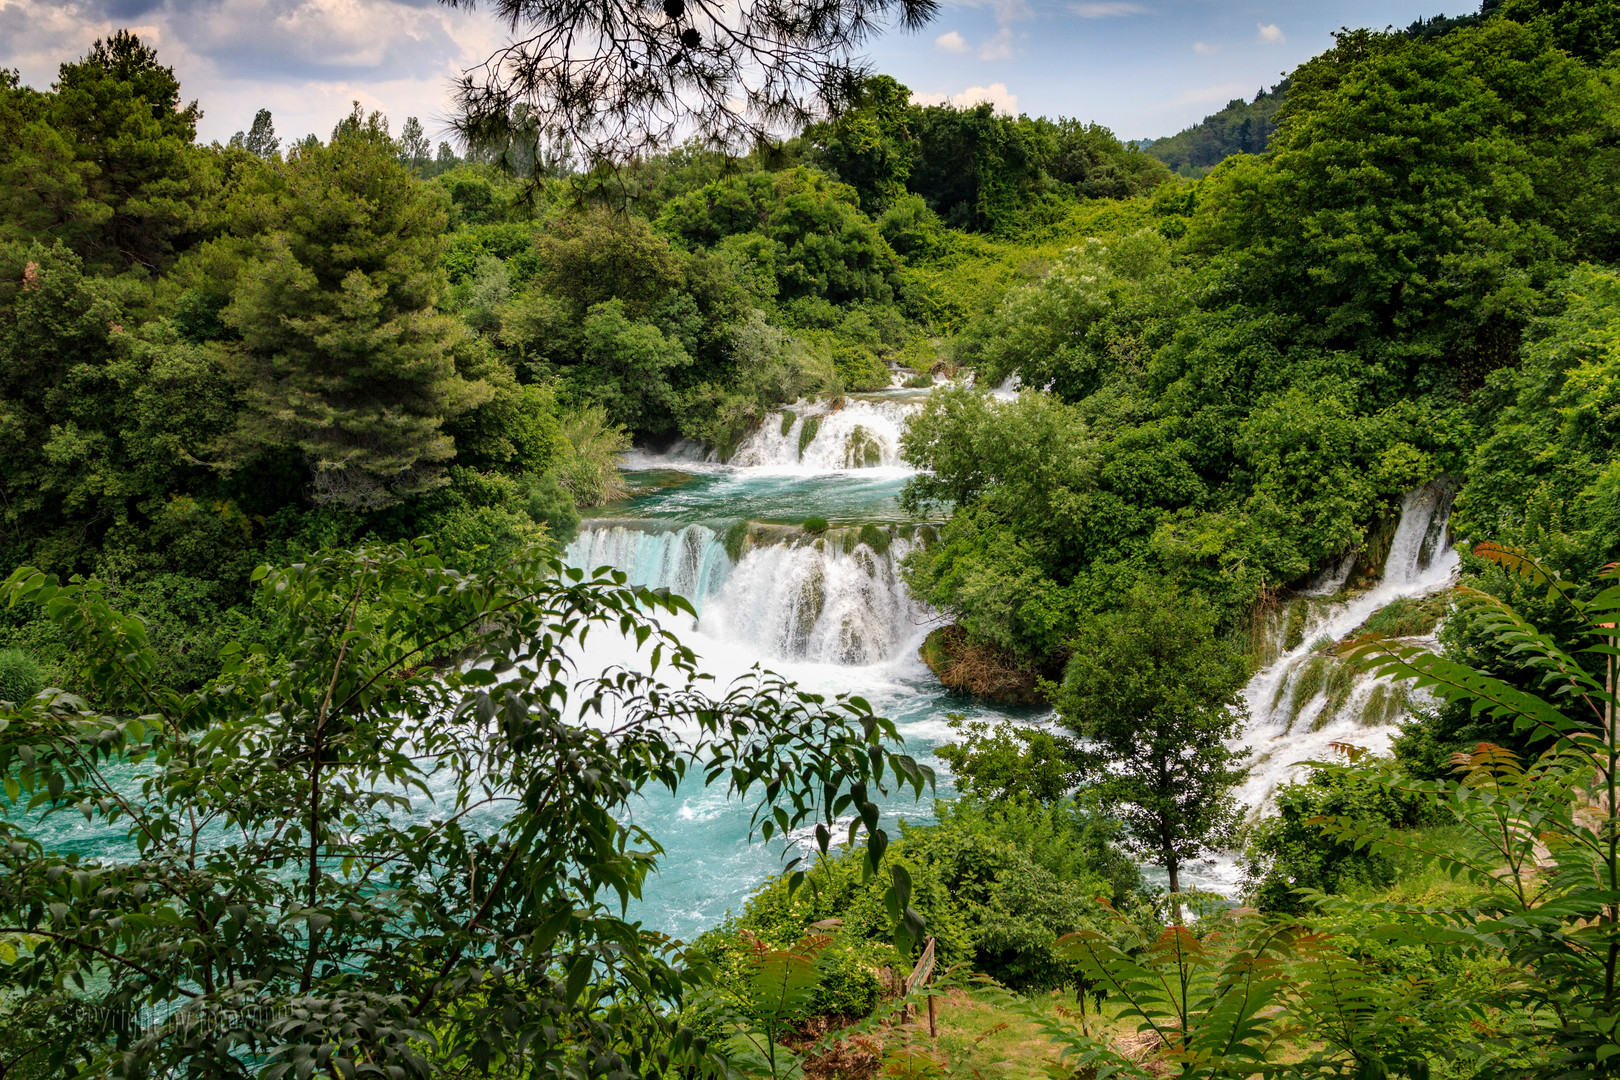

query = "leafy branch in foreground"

[443,0,939,163]
[0,540,930,1077]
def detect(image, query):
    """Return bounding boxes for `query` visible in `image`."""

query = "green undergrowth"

[797,415,822,459]
[1360,594,1449,639]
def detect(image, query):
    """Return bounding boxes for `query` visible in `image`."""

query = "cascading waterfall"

[726,397,922,469]
[576,377,1469,909]
[564,523,732,607]
[702,537,920,665]
[1233,479,1461,813]
[565,523,923,666]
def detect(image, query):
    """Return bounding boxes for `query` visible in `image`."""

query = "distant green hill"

[1138,84,1286,177]
[1141,9,1491,176]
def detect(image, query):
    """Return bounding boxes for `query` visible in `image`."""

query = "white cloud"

[911,83,1019,116]
[0,0,510,144]
[1256,22,1285,44]
[1071,2,1148,16]
[935,30,969,53]
[979,28,1015,60]
[992,0,1033,24]
[1192,40,1218,55]
[950,0,1031,29]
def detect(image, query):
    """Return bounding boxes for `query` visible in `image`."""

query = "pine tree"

[224,112,488,509]
[229,108,280,159]
[398,116,430,172]
[2,32,207,272]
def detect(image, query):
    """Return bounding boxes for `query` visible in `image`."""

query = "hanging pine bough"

[0,542,930,1077]
[441,0,940,161]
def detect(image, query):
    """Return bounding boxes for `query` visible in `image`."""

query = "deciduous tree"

[1050,584,1250,917]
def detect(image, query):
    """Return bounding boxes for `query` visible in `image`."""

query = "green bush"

[0,648,43,704]
[811,943,882,1018]
[523,472,581,545]
[802,517,829,534]
[830,342,889,392]
[1241,763,1434,914]
[710,796,1143,993]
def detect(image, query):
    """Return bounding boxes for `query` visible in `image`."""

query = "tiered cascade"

[1233,479,1460,812]
[566,523,925,666]
[724,396,922,469]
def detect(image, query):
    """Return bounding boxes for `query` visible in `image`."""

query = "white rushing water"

[643,393,929,470]
[566,523,733,607]
[1233,479,1460,814]
[566,524,925,667]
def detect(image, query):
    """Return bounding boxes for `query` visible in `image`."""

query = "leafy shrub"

[936,717,1077,803]
[830,342,889,392]
[802,517,829,534]
[522,472,580,545]
[558,404,631,506]
[1241,762,1433,914]
[810,942,882,1018]
[877,193,948,260]
[713,796,1142,993]
[687,927,888,1028]
[0,648,43,704]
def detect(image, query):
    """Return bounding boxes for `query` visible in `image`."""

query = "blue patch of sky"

[862,0,1478,139]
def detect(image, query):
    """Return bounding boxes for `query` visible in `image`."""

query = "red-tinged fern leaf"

[1474,542,1585,612]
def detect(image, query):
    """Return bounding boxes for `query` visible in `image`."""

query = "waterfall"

[564,523,924,666]
[1233,479,1461,813]
[727,397,923,469]
[989,374,1021,401]
[564,524,732,609]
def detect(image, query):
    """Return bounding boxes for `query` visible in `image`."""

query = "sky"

[0,0,1477,147]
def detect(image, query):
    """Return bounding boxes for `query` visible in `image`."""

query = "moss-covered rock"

[797,415,822,460]
[1347,512,1400,589]
[723,520,752,562]
[1359,594,1448,638]
[841,426,883,468]
[858,524,891,556]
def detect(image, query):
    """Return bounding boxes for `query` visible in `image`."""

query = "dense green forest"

[4,0,1620,1074]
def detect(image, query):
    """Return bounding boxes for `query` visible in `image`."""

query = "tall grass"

[558,405,631,507]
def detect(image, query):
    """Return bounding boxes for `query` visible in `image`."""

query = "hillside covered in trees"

[4,0,1620,1075]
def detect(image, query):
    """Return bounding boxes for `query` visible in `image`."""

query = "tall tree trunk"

[1166,852,1182,925]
